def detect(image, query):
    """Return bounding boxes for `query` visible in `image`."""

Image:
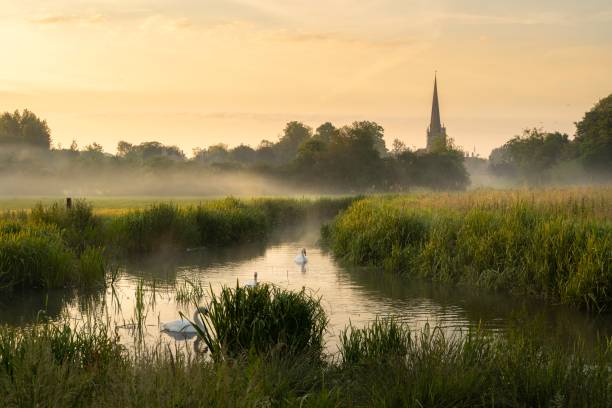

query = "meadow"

[323,188,612,310]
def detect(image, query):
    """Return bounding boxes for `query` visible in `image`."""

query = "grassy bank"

[323,189,612,310]
[1,303,611,406]
[0,196,355,292]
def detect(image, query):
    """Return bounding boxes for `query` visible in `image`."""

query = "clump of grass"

[110,203,199,254]
[0,222,106,293]
[30,199,103,253]
[324,194,612,310]
[339,318,411,365]
[198,283,328,357]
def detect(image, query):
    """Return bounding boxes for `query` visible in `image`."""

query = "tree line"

[1,92,610,191]
[489,93,612,184]
[0,114,469,191]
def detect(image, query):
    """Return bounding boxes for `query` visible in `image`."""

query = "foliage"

[489,128,573,184]
[1,315,612,406]
[197,283,327,358]
[0,109,51,150]
[0,222,105,292]
[323,190,612,310]
[575,93,612,176]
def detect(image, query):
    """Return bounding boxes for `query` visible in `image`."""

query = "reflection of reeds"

[132,279,148,345]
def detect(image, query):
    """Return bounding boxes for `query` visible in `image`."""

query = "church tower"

[426,74,447,151]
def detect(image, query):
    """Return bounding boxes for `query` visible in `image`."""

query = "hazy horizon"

[1,0,611,156]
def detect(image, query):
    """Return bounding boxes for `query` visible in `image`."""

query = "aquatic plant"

[339,318,411,365]
[1,314,612,406]
[174,278,205,306]
[324,191,612,310]
[196,283,328,357]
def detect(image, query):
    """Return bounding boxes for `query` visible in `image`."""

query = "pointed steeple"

[429,73,442,134]
[426,72,447,151]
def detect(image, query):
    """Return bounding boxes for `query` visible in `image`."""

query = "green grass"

[0,196,356,292]
[1,312,611,406]
[197,283,328,358]
[0,222,105,291]
[323,191,612,310]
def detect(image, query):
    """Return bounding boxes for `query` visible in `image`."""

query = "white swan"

[294,248,308,264]
[161,306,208,334]
[243,272,258,288]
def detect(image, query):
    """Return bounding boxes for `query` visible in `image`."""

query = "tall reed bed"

[109,196,356,254]
[1,313,611,406]
[323,191,612,310]
[0,222,105,291]
[0,196,356,291]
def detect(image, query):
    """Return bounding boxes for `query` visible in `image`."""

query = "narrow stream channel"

[2,238,611,355]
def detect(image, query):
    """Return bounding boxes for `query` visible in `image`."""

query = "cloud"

[270,29,415,49]
[30,14,106,25]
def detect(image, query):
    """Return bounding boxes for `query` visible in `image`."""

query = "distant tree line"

[489,94,612,184]
[0,113,470,191]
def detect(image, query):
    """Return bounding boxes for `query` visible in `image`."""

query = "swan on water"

[294,248,308,264]
[161,306,208,334]
[244,272,258,288]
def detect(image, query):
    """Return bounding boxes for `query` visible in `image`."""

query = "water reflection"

[1,240,611,354]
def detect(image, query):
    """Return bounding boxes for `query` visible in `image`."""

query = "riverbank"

[322,188,612,310]
[1,300,610,407]
[0,196,356,292]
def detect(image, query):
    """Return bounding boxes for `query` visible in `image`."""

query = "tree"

[314,122,339,144]
[346,121,387,157]
[230,144,256,164]
[0,109,51,149]
[117,141,133,157]
[276,121,312,162]
[574,94,612,175]
[498,128,571,184]
[391,139,407,156]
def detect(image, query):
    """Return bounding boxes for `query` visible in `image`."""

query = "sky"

[0,0,611,157]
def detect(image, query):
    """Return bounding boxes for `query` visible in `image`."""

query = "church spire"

[429,73,442,134]
[426,72,447,151]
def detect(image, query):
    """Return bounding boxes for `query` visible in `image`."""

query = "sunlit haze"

[2,0,611,156]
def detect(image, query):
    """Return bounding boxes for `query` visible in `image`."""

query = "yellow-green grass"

[0,195,355,216]
[2,311,611,406]
[323,188,612,310]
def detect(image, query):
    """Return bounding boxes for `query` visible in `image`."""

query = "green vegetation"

[489,93,612,184]
[1,110,469,193]
[197,284,327,357]
[0,196,355,292]
[0,222,105,292]
[323,189,612,310]
[1,305,611,406]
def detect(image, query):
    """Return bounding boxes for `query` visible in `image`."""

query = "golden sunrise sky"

[1,0,611,156]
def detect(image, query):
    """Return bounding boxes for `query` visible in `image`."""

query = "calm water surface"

[2,238,612,354]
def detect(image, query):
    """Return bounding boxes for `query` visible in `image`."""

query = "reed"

[323,190,612,310]
[196,283,328,357]
[1,314,611,406]
[0,222,105,292]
